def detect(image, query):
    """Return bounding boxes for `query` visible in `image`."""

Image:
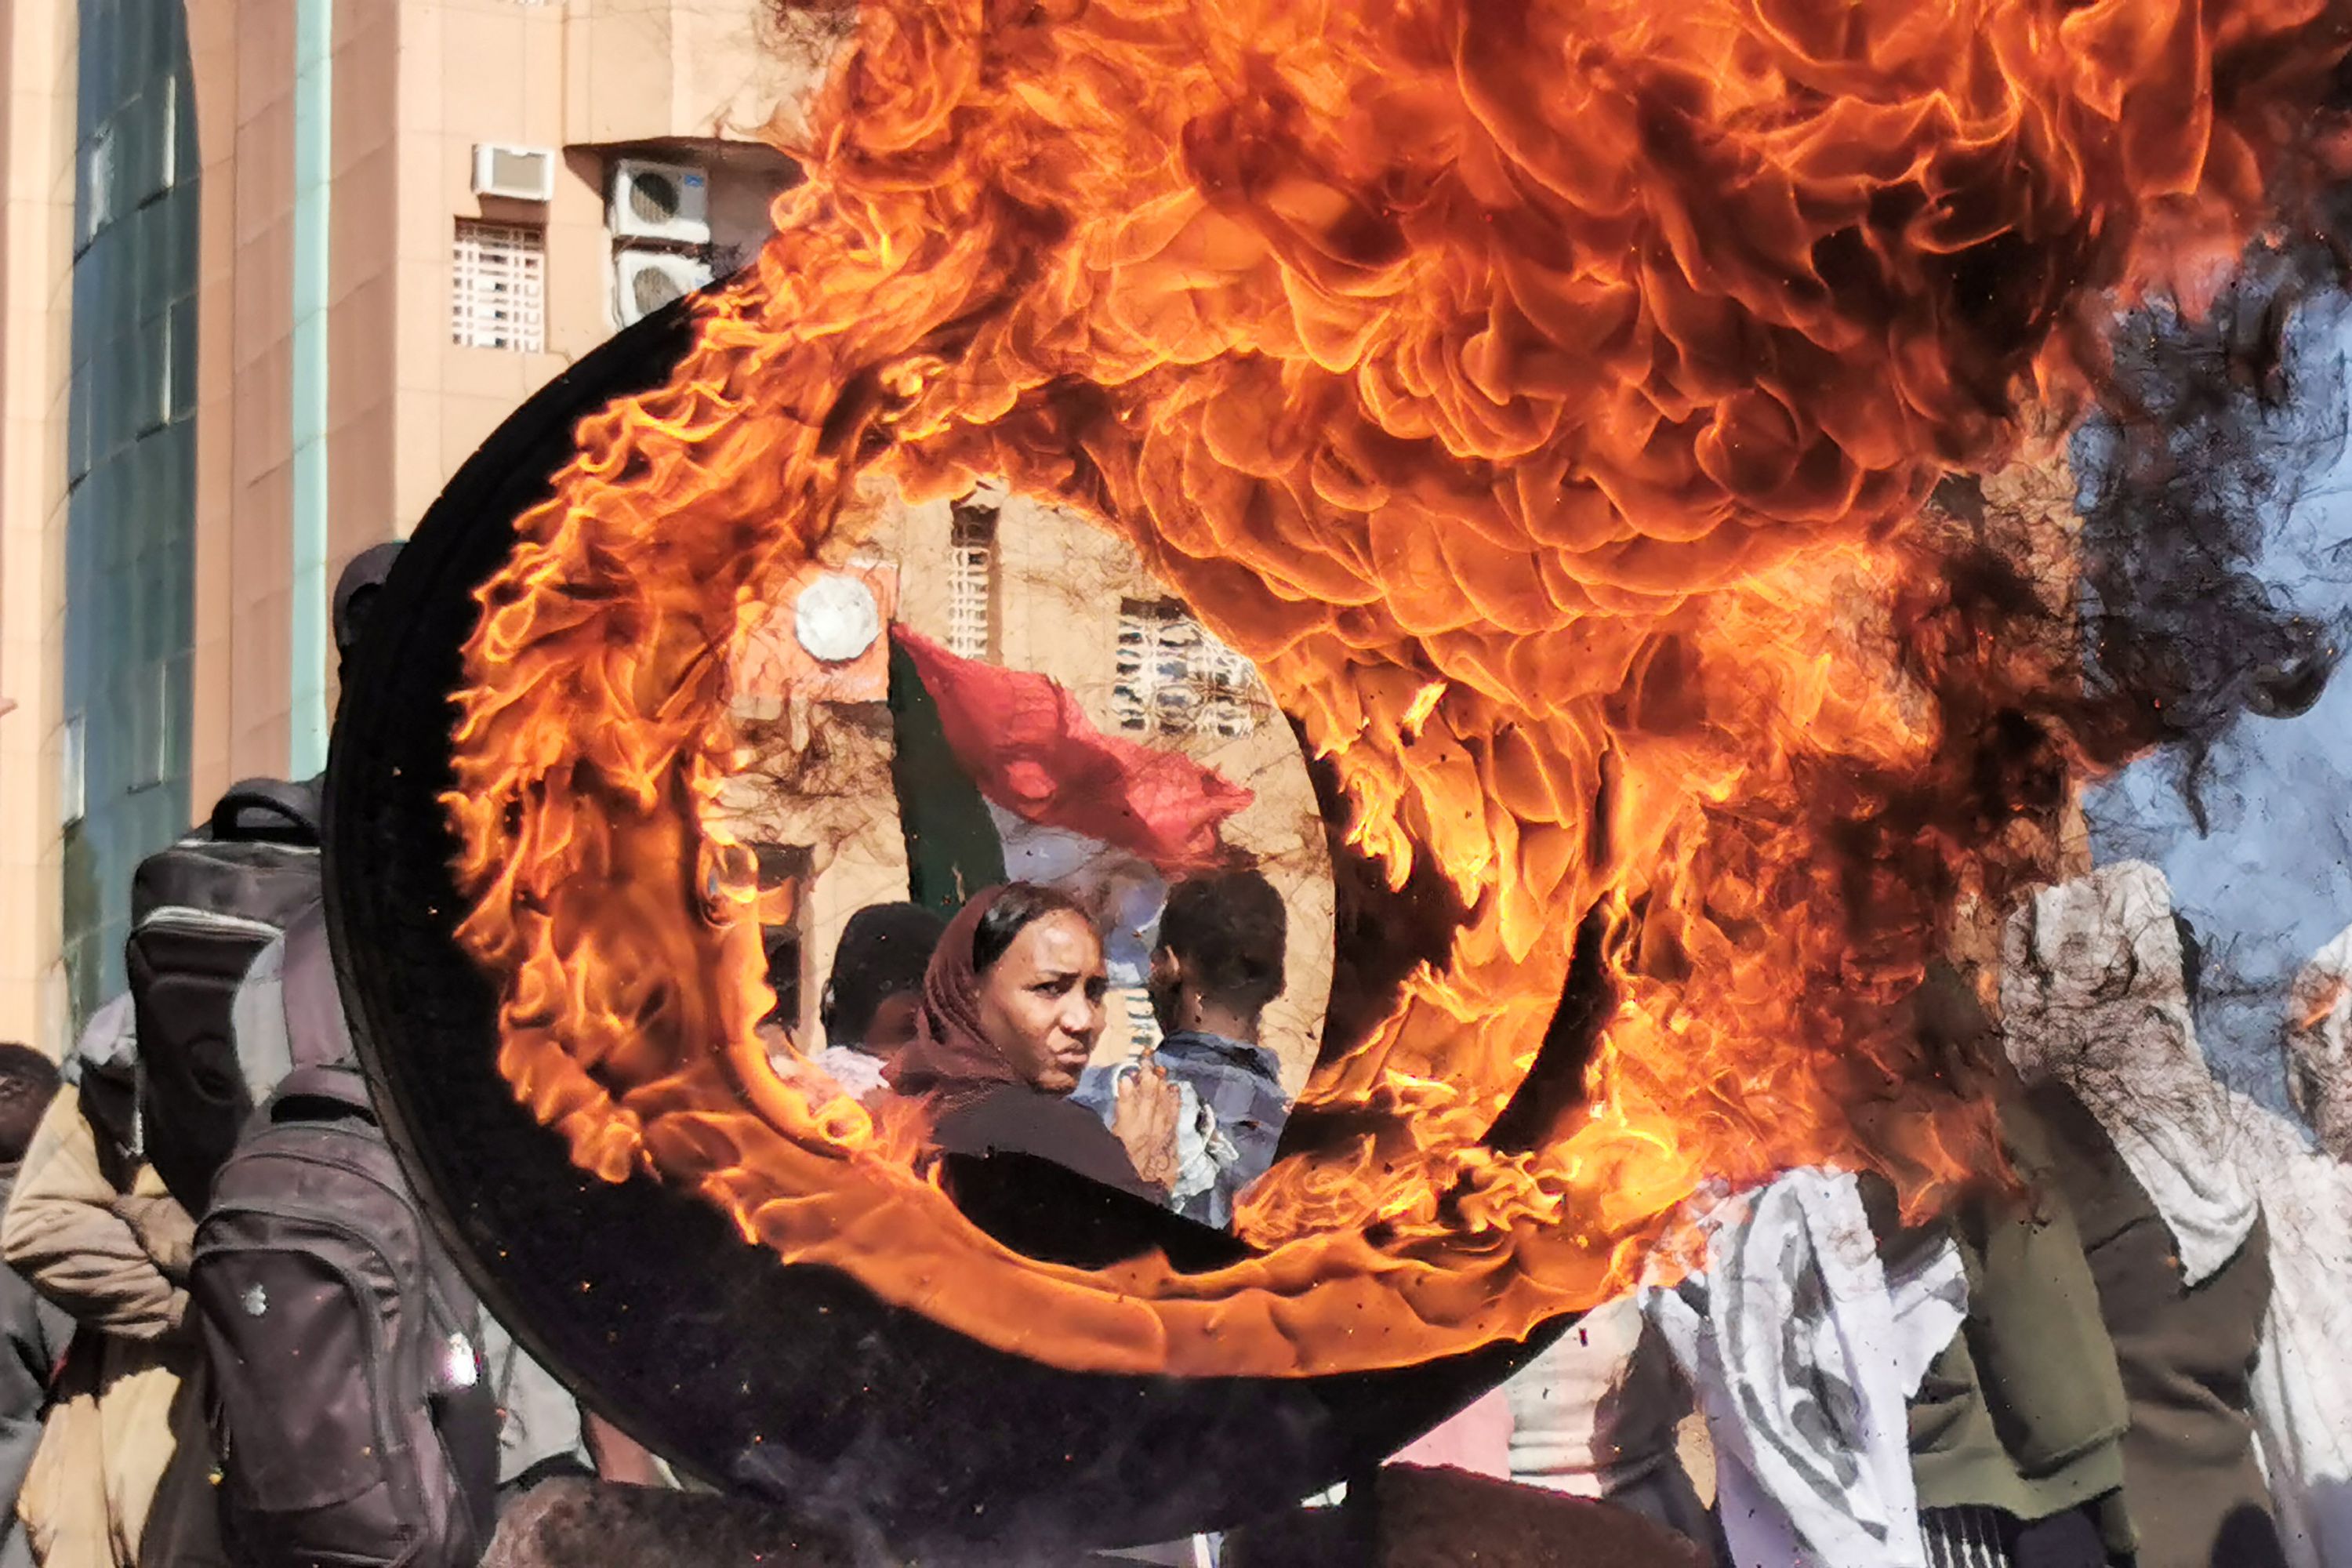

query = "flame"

[442,0,2345,1377]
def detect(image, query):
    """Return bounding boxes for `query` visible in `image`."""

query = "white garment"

[1502,1295,1688,1497]
[2234,1098,2352,1568]
[1643,1168,1968,1568]
[2002,868,2352,1566]
[813,1045,890,1103]
[1998,860,2259,1285]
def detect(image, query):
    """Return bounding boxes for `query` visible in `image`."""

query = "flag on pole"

[885,627,1254,920]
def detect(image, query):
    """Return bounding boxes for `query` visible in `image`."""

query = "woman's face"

[975,909,1109,1095]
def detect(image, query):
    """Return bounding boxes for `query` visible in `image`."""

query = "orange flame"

[443,0,2343,1377]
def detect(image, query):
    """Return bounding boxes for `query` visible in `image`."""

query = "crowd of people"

[3,543,2347,1568]
[1382,862,2352,1568]
[751,838,2352,1568]
[0,548,673,1568]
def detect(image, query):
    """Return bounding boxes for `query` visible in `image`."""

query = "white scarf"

[1644,1168,1968,1568]
[1998,861,2259,1286]
[2236,1094,2352,1568]
[2250,925,2352,1568]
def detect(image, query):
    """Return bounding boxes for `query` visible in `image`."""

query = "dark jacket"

[1904,1098,2135,1555]
[0,1166,67,1568]
[2028,1080,2287,1568]
[933,1084,1160,1202]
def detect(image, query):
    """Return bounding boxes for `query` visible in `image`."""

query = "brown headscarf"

[884,887,1021,1116]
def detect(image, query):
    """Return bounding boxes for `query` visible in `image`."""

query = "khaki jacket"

[1,1083,206,1568]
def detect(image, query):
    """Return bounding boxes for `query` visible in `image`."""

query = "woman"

[887,884,1178,1200]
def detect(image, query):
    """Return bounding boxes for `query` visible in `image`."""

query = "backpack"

[129,777,325,1214]
[190,914,500,1568]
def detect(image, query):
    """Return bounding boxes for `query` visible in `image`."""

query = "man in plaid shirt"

[1076,870,1290,1229]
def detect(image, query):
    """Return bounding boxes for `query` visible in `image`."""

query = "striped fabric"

[1922,1507,2013,1568]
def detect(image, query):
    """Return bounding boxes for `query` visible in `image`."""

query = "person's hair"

[332,541,406,673]
[820,902,949,1046]
[970,883,1092,975]
[0,1044,61,1164]
[1159,869,1288,1015]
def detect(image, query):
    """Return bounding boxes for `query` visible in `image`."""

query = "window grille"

[449,220,546,351]
[1112,599,1258,737]
[947,500,996,661]
[1124,989,1162,1057]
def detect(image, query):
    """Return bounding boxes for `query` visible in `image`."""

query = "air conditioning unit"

[609,158,710,245]
[470,144,555,203]
[614,249,713,328]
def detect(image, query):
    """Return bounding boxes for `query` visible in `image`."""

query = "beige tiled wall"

[0,0,78,1051]
[564,0,832,148]
[326,0,401,593]
[187,0,299,797]
[401,2,573,522]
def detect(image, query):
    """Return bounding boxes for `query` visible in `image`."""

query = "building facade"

[0,0,826,1052]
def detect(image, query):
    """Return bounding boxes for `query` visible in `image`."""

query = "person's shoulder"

[1158,1031,1280,1077]
[938,1084,1130,1165]
[955,1083,1101,1134]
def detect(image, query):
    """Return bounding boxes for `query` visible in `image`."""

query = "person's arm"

[583,1413,665,1488]
[0,1087,187,1338]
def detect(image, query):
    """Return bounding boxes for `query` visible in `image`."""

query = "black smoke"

[2072,180,2352,831]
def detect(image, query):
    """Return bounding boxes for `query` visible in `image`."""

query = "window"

[80,125,114,249]
[60,713,85,826]
[753,844,811,1031]
[1112,598,1258,737]
[128,660,167,789]
[158,77,176,193]
[145,310,171,434]
[946,498,997,661]
[450,220,546,351]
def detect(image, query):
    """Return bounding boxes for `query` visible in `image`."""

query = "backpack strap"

[208,777,323,844]
[264,1062,376,1123]
[281,908,358,1072]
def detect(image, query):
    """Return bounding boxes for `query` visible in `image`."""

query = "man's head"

[1148,869,1287,1042]
[0,1043,61,1166]
[333,541,406,681]
[822,902,949,1055]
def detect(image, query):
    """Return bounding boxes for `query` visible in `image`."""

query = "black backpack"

[190,913,500,1568]
[129,778,325,1214]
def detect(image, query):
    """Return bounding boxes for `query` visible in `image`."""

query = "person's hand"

[1112,1056,1181,1192]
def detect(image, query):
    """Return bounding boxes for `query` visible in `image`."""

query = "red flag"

[890,628,1253,873]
